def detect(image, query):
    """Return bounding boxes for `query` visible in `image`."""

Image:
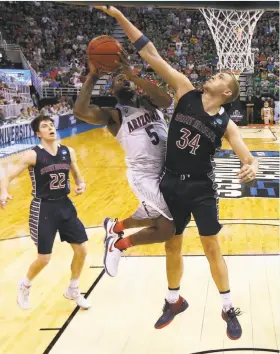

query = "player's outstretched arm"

[0,150,36,208]
[224,120,258,183]
[74,65,112,125]
[116,51,172,108]
[95,6,194,99]
[74,61,122,136]
[68,147,86,195]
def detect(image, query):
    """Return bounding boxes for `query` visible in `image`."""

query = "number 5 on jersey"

[176,128,201,155]
[145,125,160,145]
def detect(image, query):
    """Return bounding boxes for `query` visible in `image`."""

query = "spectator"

[17,108,30,121]
[99,85,105,96]
[0,107,5,125]
[49,77,60,88]
[40,105,51,115]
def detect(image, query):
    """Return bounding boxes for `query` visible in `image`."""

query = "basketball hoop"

[200,8,264,74]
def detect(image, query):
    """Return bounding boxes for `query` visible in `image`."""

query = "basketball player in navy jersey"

[0,115,90,310]
[95,6,259,340]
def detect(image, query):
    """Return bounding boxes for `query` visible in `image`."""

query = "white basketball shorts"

[126,168,172,220]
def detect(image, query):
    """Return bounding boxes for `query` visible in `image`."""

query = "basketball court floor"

[0,124,279,354]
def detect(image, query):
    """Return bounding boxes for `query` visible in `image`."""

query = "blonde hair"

[222,69,240,104]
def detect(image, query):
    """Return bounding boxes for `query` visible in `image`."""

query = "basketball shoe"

[103,217,122,242]
[154,296,189,329]
[17,279,31,310]
[64,287,91,309]
[103,217,124,277]
[103,236,123,277]
[222,307,242,340]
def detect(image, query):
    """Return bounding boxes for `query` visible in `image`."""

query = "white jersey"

[262,107,273,124]
[115,101,172,220]
[262,107,273,119]
[116,102,168,171]
[274,101,279,122]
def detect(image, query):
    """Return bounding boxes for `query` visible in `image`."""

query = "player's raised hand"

[94,5,122,18]
[115,50,134,79]
[88,60,106,77]
[75,182,86,195]
[0,191,12,209]
[237,163,257,183]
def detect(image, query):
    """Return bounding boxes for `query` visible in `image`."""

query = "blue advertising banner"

[0,69,32,86]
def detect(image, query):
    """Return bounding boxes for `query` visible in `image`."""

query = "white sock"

[23,276,32,287]
[220,290,233,312]
[70,278,79,288]
[167,288,180,304]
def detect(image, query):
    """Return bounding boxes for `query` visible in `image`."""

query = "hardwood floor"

[0,126,279,354]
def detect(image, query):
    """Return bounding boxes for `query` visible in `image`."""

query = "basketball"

[86,35,123,72]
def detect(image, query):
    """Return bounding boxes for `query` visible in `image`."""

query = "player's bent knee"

[156,217,175,242]
[37,254,51,266]
[165,234,183,256]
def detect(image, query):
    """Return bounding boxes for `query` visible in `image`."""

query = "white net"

[200,8,264,74]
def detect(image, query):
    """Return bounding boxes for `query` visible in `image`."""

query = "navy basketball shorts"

[159,170,222,236]
[29,196,88,254]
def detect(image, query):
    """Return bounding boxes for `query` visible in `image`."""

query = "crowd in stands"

[0,1,115,88]
[0,49,13,69]
[1,78,35,123]
[123,7,216,88]
[251,12,279,100]
[0,100,72,126]
[0,2,279,111]
[122,7,279,101]
[0,77,72,125]
[40,102,72,116]
[0,104,39,125]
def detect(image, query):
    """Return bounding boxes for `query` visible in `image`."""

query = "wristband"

[133,35,150,52]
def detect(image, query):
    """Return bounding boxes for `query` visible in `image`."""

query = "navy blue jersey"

[165,90,229,175]
[29,144,71,199]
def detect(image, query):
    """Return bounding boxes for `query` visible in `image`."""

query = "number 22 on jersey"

[50,173,66,190]
[176,128,201,155]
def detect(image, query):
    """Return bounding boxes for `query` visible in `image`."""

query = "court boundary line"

[124,254,280,257]
[190,348,279,353]
[42,269,105,354]
[269,127,279,142]
[0,221,278,242]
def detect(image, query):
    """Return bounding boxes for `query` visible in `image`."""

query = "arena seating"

[0,2,278,107]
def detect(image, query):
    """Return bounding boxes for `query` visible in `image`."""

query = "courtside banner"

[214,150,279,198]
[0,122,34,145]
